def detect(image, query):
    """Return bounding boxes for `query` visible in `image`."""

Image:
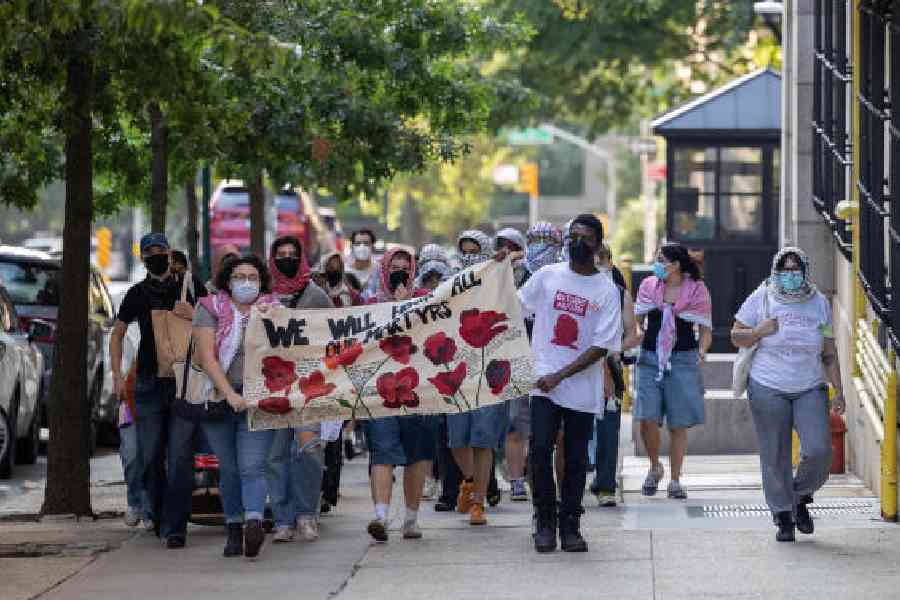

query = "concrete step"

[701,353,737,390]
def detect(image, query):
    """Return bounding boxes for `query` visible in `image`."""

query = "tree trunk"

[248,170,266,258]
[184,179,200,273]
[41,38,94,517]
[148,101,168,233]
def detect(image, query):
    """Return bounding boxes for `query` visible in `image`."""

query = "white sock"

[405,508,418,523]
[375,503,389,521]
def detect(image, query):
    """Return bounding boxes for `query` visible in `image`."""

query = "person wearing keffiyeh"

[731,246,845,543]
[633,243,711,501]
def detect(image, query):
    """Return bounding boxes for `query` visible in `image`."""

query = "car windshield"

[276,195,299,211]
[216,189,248,209]
[0,260,62,306]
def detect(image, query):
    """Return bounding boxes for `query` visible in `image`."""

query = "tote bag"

[172,338,230,421]
[151,273,193,378]
[732,289,770,397]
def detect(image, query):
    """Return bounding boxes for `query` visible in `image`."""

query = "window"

[812,0,852,256]
[669,145,770,242]
[0,261,61,306]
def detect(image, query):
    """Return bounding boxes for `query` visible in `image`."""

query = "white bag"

[173,339,219,407]
[732,289,770,397]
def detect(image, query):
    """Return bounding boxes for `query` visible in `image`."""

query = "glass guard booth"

[651,69,781,352]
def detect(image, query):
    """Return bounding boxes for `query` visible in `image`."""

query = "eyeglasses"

[231,274,260,283]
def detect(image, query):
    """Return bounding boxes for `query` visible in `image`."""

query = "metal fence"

[813,0,853,257]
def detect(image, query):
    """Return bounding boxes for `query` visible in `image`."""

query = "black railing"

[857,2,891,323]
[813,0,853,257]
[889,7,900,349]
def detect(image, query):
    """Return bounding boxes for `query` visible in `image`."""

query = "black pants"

[437,416,461,505]
[322,439,343,506]
[529,396,594,517]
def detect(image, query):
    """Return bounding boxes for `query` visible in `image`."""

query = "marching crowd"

[109,212,847,559]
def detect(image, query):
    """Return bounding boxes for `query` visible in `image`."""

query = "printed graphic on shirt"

[551,313,579,349]
[553,290,588,316]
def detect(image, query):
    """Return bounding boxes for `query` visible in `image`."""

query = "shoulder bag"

[732,289,770,397]
[151,273,194,378]
[172,337,231,421]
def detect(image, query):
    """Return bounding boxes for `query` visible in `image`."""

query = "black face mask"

[325,270,342,287]
[568,239,594,265]
[144,254,169,277]
[389,270,409,291]
[274,257,300,278]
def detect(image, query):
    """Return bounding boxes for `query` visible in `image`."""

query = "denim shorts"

[366,415,439,466]
[507,396,531,438]
[447,403,508,449]
[634,349,705,429]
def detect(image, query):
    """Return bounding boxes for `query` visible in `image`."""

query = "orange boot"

[469,503,487,526]
[457,479,475,514]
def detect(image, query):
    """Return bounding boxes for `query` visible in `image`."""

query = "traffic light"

[96,227,112,270]
[518,162,539,199]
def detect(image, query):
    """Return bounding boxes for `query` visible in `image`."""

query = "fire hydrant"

[830,412,847,474]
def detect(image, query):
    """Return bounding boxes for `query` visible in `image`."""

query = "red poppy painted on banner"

[485,360,511,395]
[262,356,298,393]
[298,370,336,402]
[377,367,420,408]
[380,335,418,364]
[428,362,467,396]
[324,341,364,370]
[258,396,292,415]
[459,309,508,349]
[423,332,457,366]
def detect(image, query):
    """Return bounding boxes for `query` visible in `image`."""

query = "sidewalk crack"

[328,542,372,599]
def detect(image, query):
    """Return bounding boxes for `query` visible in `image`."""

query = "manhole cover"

[688,499,879,519]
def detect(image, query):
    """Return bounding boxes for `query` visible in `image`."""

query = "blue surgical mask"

[653,261,668,280]
[231,281,260,304]
[778,271,804,291]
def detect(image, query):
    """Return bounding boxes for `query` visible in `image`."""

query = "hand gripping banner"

[245,259,535,430]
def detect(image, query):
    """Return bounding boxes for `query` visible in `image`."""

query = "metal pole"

[883,355,897,522]
[201,165,212,281]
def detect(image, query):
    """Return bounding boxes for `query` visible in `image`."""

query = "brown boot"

[469,503,487,526]
[457,479,475,514]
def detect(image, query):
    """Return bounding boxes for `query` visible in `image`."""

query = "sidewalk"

[4,424,900,600]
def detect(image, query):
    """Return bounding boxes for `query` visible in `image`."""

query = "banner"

[244,259,535,430]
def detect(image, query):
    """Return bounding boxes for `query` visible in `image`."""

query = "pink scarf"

[199,290,277,368]
[269,253,312,296]
[635,275,712,380]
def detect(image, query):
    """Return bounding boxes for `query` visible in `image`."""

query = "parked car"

[209,181,334,264]
[0,283,45,478]
[0,246,119,453]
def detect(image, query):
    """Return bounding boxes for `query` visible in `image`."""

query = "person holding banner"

[512,214,622,554]
[193,255,280,559]
[266,236,333,544]
[447,230,508,526]
[365,247,438,542]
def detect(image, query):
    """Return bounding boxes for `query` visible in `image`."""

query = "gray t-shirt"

[277,282,333,310]
[193,304,247,390]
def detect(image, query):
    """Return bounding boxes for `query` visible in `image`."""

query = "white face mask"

[352,244,372,262]
[231,281,260,304]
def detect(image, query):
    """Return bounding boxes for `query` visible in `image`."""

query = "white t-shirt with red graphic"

[518,262,623,415]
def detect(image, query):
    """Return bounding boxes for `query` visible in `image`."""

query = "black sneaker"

[775,511,795,542]
[244,519,265,558]
[166,535,186,549]
[224,523,243,557]
[533,510,557,553]
[559,514,588,553]
[796,499,814,535]
[367,518,389,543]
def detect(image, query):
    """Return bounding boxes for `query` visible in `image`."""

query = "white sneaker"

[401,519,422,539]
[272,526,295,543]
[422,478,439,500]
[597,495,617,507]
[124,506,141,527]
[297,517,320,542]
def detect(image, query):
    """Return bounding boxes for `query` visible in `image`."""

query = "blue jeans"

[119,423,151,518]
[291,436,324,519]
[160,413,205,538]
[134,375,176,525]
[202,411,275,523]
[267,428,295,528]
[591,401,621,493]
